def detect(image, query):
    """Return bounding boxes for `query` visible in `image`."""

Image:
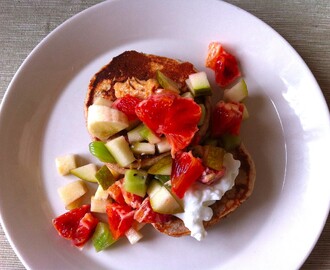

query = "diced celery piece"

[89,141,116,163]
[92,222,116,252]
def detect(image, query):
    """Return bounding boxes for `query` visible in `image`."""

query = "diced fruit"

[202,145,225,171]
[91,196,110,213]
[123,169,148,197]
[186,72,212,97]
[65,197,83,211]
[223,79,248,102]
[211,101,244,137]
[57,180,88,206]
[92,222,116,252]
[87,104,129,140]
[156,70,180,94]
[107,182,126,205]
[131,142,156,155]
[95,165,115,190]
[206,42,241,87]
[89,141,116,163]
[125,227,143,245]
[135,93,201,156]
[94,184,110,200]
[52,205,98,247]
[93,96,113,107]
[127,124,145,143]
[55,154,77,176]
[105,136,136,167]
[134,197,170,223]
[147,179,163,198]
[139,124,161,144]
[112,94,142,121]
[198,104,206,126]
[221,134,241,151]
[148,180,183,214]
[70,163,98,183]
[154,175,171,184]
[106,203,135,240]
[147,155,172,175]
[156,137,172,153]
[171,151,205,198]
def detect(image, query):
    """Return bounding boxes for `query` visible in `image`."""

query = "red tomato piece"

[106,203,135,240]
[72,213,99,247]
[171,151,205,198]
[135,93,201,156]
[134,197,170,224]
[211,101,244,137]
[107,181,126,205]
[206,42,241,87]
[52,205,98,247]
[112,94,142,121]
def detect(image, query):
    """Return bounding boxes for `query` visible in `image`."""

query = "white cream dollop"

[174,153,240,241]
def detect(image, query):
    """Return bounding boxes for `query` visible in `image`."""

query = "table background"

[0,0,329,269]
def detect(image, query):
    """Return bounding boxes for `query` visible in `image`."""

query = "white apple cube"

[55,154,77,176]
[57,180,87,207]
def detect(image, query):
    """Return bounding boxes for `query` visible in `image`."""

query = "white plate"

[1,0,329,269]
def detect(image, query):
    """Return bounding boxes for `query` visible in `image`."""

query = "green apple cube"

[95,165,115,190]
[91,196,110,213]
[55,154,77,176]
[139,124,161,144]
[131,142,156,155]
[87,104,129,140]
[156,70,180,94]
[147,155,172,175]
[127,124,145,143]
[186,72,212,97]
[70,163,98,183]
[92,222,116,252]
[223,79,248,102]
[105,136,136,167]
[124,169,148,197]
[94,185,110,200]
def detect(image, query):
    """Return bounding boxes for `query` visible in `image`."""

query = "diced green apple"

[57,180,87,207]
[105,136,136,167]
[123,169,148,197]
[131,142,156,155]
[87,104,129,140]
[156,137,171,153]
[92,222,116,252]
[55,154,77,176]
[147,155,172,175]
[127,124,145,143]
[156,70,180,93]
[186,71,212,97]
[91,196,110,213]
[70,163,98,183]
[139,124,161,144]
[148,180,183,214]
[94,184,110,200]
[223,79,248,102]
[95,165,115,190]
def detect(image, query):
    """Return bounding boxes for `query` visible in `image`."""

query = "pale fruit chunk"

[148,155,172,175]
[93,96,113,107]
[148,180,183,214]
[223,79,248,102]
[87,104,129,140]
[91,196,111,213]
[125,227,143,244]
[131,142,156,155]
[186,72,212,97]
[57,180,87,207]
[156,137,171,153]
[55,154,77,176]
[105,136,136,167]
[70,163,98,183]
[94,184,110,200]
[65,197,83,210]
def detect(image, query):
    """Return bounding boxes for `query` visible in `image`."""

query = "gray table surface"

[0,0,329,269]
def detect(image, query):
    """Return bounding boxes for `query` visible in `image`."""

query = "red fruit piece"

[134,197,170,224]
[112,94,142,121]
